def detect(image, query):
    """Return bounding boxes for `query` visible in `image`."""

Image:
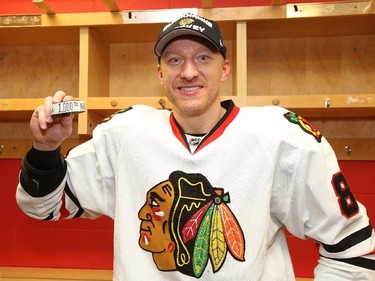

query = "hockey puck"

[50,100,86,116]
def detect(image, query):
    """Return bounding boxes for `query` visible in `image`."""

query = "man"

[16,13,375,280]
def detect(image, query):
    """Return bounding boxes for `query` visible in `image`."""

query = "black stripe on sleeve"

[43,183,84,221]
[325,256,375,271]
[64,183,84,218]
[44,212,54,221]
[321,223,373,253]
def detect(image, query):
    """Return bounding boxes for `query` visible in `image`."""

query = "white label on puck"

[50,101,86,115]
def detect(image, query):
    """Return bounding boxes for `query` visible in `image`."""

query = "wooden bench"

[0,267,112,281]
[0,267,313,280]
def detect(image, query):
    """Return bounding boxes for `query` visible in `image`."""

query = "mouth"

[178,85,203,92]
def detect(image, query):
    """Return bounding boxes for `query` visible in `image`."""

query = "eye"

[149,199,159,209]
[149,193,160,208]
[168,57,182,65]
[196,54,211,63]
[148,191,166,210]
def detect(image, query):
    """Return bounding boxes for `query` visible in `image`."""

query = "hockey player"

[16,13,375,280]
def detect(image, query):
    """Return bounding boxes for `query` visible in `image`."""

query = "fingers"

[32,105,48,130]
[60,113,75,134]
[30,90,76,151]
[45,90,76,123]
[44,96,54,124]
[33,90,75,130]
[45,90,66,123]
[54,90,66,100]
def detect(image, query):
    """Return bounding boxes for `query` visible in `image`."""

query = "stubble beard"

[167,88,219,119]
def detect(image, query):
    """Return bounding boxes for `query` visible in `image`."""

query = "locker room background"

[1,0,374,278]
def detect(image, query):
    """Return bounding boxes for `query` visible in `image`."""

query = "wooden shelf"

[329,138,375,160]
[0,138,90,159]
[246,94,375,117]
[0,3,374,159]
[2,134,373,161]
[246,14,375,39]
[0,26,80,46]
[0,98,43,120]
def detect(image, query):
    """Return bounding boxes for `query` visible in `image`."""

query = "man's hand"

[31,90,75,151]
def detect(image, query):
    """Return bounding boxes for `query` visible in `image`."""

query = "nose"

[180,60,198,81]
[138,203,148,220]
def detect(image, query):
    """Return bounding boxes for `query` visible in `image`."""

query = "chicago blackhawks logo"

[179,18,194,26]
[284,111,322,143]
[138,171,245,278]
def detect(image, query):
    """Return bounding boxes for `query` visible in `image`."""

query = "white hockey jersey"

[17,100,375,280]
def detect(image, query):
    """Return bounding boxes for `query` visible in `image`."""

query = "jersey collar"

[169,100,240,154]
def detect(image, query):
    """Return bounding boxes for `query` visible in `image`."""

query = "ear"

[157,64,164,86]
[220,59,231,82]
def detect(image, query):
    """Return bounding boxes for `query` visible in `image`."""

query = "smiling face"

[138,180,176,270]
[157,36,230,120]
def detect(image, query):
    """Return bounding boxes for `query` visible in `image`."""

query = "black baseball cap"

[154,13,227,58]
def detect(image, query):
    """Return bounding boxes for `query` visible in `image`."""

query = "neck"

[173,102,225,135]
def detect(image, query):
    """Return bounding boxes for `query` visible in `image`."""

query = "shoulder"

[93,105,170,135]
[238,105,326,149]
[238,105,289,123]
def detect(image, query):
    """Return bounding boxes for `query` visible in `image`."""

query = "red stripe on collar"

[169,101,240,154]
[194,103,239,154]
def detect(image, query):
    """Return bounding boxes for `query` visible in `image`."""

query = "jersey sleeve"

[16,138,116,221]
[16,147,87,220]
[272,111,375,279]
[15,108,135,221]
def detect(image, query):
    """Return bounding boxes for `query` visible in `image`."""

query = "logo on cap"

[155,13,226,58]
[179,18,194,26]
